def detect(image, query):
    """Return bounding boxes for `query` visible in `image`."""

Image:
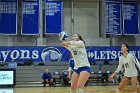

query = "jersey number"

[124,63,129,68]
[73,50,77,55]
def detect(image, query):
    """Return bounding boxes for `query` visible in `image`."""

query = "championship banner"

[0,46,140,62]
[123,1,139,35]
[45,0,62,34]
[105,0,122,35]
[21,0,39,35]
[0,0,17,35]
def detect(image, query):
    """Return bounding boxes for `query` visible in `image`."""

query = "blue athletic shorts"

[74,66,91,74]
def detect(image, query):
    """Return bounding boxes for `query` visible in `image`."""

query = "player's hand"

[108,75,114,81]
[61,42,68,47]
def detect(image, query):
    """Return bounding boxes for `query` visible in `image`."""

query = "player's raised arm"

[69,40,84,47]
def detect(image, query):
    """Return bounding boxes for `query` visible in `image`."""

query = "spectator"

[42,69,53,87]
[8,59,17,69]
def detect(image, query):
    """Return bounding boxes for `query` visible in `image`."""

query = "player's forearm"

[111,72,117,77]
[69,41,83,47]
[68,70,71,78]
[115,67,122,74]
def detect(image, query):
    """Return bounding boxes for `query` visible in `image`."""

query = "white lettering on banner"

[32,50,39,59]
[111,51,117,59]
[88,50,140,60]
[106,51,110,59]
[100,51,106,59]
[20,50,31,59]
[88,50,123,60]
[118,51,122,58]
[91,52,94,58]
[1,51,11,62]
[10,50,20,60]
[94,51,99,59]
[0,50,39,62]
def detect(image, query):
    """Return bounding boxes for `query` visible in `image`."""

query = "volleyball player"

[109,44,140,93]
[61,34,90,93]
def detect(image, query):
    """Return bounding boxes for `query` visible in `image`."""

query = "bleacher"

[0,62,119,86]
[16,63,68,82]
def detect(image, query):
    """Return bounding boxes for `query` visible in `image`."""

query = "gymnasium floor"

[1,86,140,93]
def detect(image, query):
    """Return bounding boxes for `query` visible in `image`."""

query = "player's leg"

[70,72,79,93]
[77,71,90,93]
[116,76,129,93]
[130,76,138,93]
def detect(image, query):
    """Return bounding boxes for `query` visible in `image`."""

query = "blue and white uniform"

[115,53,140,77]
[66,40,90,74]
[68,58,74,72]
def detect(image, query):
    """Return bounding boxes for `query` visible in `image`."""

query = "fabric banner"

[45,0,62,34]
[0,0,17,35]
[0,46,70,62]
[0,46,140,62]
[21,0,39,35]
[87,46,140,62]
[105,0,122,35]
[123,1,139,35]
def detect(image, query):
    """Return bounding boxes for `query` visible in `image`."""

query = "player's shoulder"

[70,40,83,43]
[128,53,135,58]
[119,56,123,61]
[78,40,84,44]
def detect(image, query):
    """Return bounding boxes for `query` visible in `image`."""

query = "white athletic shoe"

[77,89,83,93]
[115,89,120,93]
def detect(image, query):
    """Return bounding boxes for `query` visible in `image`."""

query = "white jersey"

[115,53,140,77]
[66,40,90,69]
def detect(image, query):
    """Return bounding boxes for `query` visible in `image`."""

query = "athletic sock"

[77,88,83,93]
[70,90,77,93]
[115,89,121,93]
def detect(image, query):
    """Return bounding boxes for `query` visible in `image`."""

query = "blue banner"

[21,0,39,35]
[0,0,17,35]
[45,0,62,34]
[0,46,70,62]
[87,46,140,62]
[0,46,140,62]
[105,0,122,35]
[123,1,139,35]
